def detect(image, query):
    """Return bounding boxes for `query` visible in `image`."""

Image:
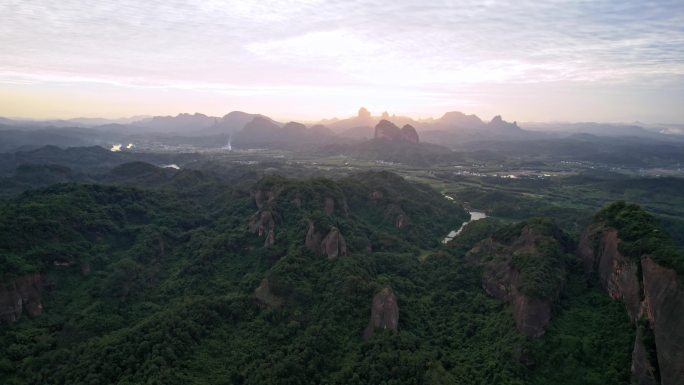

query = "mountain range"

[2,108,684,163]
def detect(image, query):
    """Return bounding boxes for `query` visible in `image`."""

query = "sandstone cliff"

[363,287,399,340]
[305,221,347,259]
[579,225,684,385]
[384,203,410,229]
[249,210,275,247]
[467,220,567,337]
[0,274,43,323]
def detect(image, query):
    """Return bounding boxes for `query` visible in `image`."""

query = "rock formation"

[358,107,371,120]
[249,210,275,247]
[321,227,347,260]
[363,287,399,340]
[373,120,420,143]
[305,222,347,259]
[578,226,684,385]
[641,256,684,385]
[384,203,409,229]
[254,189,275,209]
[400,124,419,144]
[254,277,283,308]
[0,274,43,323]
[582,228,642,321]
[324,197,335,216]
[466,222,565,338]
[305,221,323,254]
[474,245,553,338]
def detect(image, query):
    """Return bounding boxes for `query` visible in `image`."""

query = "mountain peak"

[358,107,371,119]
[374,120,419,143]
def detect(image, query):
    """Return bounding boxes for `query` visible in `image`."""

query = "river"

[442,210,487,244]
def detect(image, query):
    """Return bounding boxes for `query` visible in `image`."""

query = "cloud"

[1,0,684,121]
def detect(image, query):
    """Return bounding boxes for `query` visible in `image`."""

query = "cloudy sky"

[1,0,684,122]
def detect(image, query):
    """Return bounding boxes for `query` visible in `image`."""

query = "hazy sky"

[2,0,684,123]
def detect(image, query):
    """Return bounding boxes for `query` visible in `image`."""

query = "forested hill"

[0,164,680,384]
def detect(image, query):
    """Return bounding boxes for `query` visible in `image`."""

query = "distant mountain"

[133,113,219,134]
[3,109,682,153]
[207,111,278,135]
[0,126,100,152]
[309,124,335,137]
[324,107,419,138]
[232,117,342,149]
[419,114,532,146]
[326,107,374,132]
[522,121,684,140]
[320,108,529,144]
[0,145,202,177]
[68,116,151,127]
[315,120,457,166]
[374,120,419,144]
[430,111,485,129]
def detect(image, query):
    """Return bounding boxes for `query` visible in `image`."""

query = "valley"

[1,127,683,384]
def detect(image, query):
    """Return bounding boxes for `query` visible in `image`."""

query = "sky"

[1,0,684,123]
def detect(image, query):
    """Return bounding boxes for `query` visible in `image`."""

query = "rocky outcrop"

[0,274,43,323]
[305,221,324,254]
[324,197,335,216]
[641,256,684,385]
[510,277,552,338]
[254,277,283,308]
[249,210,275,247]
[467,222,565,338]
[579,225,684,385]
[384,204,409,229]
[254,189,275,209]
[583,228,642,322]
[363,287,399,340]
[632,327,659,385]
[400,124,419,144]
[306,222,347,259]
[373,120,420,143]
[321,227,347,260]
[478,252,552,338]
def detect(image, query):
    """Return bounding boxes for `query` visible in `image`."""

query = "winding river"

[442,210,487,244]
[442,194,487,245]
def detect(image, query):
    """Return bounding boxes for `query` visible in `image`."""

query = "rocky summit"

[374,119,420,143]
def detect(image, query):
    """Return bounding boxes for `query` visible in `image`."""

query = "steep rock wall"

[363,287,399,340]
[580,226,684,385]
[0,274,43,323]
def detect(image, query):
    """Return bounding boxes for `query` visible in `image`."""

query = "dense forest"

[1,159,682,385]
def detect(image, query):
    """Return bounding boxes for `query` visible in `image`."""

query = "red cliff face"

[467,229,559,338]
[477,251,552,338]
[321,227,347,260]
[593,229,642,322]
[641,256,684,385]
[580,226,684,385]
[249,210,275,247]
[305,222,347,260]
[363,287,399,340]
[0,274,43,323]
